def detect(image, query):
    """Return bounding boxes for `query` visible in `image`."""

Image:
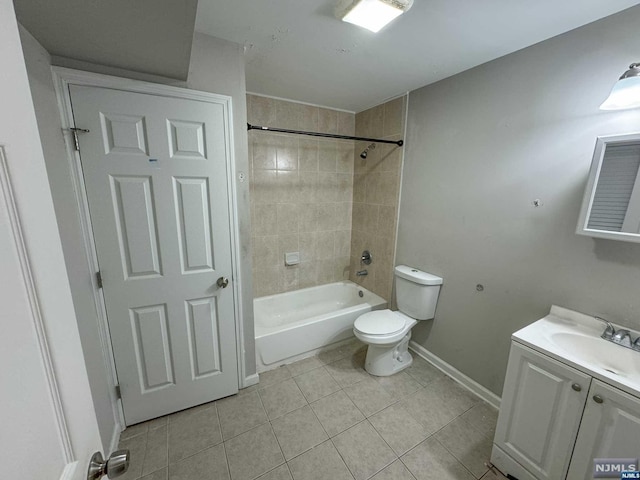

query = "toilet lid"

[354,310,405,336]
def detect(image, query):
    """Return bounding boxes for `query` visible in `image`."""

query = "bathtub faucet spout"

[356,269,368,276]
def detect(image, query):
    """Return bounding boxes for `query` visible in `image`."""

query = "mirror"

[577,132,640,243]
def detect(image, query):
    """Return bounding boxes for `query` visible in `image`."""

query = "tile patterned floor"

[118,340,506,480]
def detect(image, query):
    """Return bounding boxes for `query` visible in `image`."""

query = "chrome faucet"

[596,317,640,351]
[613,329,633,348]
[596,317,615,340]
[356,269,368,276]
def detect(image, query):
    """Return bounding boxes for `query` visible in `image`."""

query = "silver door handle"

[88,450,129,479]
[217,277,229,288]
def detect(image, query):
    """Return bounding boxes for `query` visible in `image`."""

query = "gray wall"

[19,26,117,450]
[187,33,256,378]
[20,28,255,447]
[397,6,640,396]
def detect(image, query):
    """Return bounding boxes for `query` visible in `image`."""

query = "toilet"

[353,265,443,376]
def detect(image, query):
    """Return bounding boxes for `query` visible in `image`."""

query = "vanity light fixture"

[335,0,413,33]
[600,62,640,110]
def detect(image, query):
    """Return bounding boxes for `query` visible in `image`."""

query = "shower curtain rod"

[247,123,404,147]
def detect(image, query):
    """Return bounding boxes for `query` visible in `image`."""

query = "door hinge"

[96,271,103,289]
[115,385,121,399]
[69,127,90,151]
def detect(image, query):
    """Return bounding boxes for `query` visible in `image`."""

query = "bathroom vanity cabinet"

[492,341,640,480]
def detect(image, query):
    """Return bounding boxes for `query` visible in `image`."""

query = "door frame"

[51,67,251,431]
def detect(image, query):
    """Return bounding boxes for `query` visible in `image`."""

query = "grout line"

[220,441,232,480]
[432,436,482,480]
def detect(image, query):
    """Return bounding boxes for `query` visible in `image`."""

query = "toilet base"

[363,332,413,376]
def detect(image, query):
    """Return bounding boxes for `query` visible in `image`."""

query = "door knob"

[571,383,582,392]
[593,394,604,404]
[217,277,229,288]
[87,450,130,479]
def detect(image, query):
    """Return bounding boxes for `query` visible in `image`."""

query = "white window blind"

[587,143,640,232]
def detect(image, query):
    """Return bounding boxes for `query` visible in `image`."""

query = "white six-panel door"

[69,85,238,425]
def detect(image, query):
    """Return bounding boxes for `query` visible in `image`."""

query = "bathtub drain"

[358,290,364,298]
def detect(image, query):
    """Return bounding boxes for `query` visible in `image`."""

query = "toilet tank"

[394,265,443,320]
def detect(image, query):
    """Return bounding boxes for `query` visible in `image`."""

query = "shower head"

[360,142,376,160]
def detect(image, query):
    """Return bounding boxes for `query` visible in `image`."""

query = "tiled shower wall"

[247,94,356,297]
[349,96,407,300]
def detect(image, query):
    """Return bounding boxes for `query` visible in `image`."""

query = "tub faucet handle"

[596,317,615,339]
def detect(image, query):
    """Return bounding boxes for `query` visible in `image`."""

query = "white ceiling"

[196,0,640,112]
[15,0,198,80]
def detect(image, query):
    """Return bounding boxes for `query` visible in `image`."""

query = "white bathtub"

[254,281,387,371]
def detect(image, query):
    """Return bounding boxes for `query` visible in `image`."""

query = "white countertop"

[513,305,640,398]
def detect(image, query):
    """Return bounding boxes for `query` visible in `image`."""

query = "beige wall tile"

[318,142,337,172]
[378,206,397,236]
[248,94,276,126]
[278,234,299,262]
[337,111,355,136]
[335,202,352,230]
[349,95,407,301]
[254,265,282,297]
[252,235,279,270]
[299,138,319,171]
[276,100,304,129]
[353,175,366,204]
[317,203,338,231]
[276,136,299,171]
[317,260,336,284]
[299,233,317,262]
[300,104,320,131]
[299,172,318,203]
[317,172,338,202]
[319,108,338,134]
[335,257,351,281]
[336,174,353,202]
[316,231,336,260]
[351,203,366,232]
[282,265,299,291]
[252,170,278,204]
[249,95,359,296]
[337,141,354,173]
[334,230,351,258]
[298,204,319,233]
[298,261,318,288]
[379,173,400,206]
[277,203,299,234]
[252,203,278,236]
[276,170,299,204]
[253,140,277,170]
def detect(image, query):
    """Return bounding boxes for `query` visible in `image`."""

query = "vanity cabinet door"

[493,342,591,480]
[566,379,640,480]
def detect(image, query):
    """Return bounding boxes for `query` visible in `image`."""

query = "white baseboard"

[409,341,501,409]
[109,420,122,454]
[243,373,260,388]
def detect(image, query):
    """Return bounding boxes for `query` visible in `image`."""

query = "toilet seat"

[353,309,417,345]
[354,310,405,336]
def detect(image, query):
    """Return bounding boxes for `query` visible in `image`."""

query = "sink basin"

[549,332,640,384]
[513,306,640,397]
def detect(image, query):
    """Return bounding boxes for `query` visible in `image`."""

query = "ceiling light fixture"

[335,0,414,33]
[600,63,640,110]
